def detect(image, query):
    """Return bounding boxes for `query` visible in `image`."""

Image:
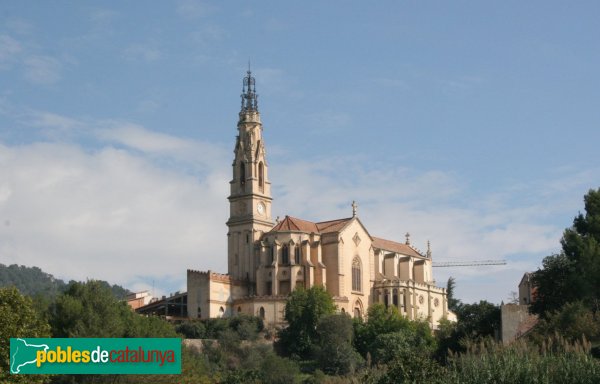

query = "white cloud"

[0,34,22,69]
[0,115,594,303]
[23,55,62,85]
[98,123,191,153]
[95,122,229,171]
[29,112,82,131]
[270,155,589,303]
[0,140,229,293]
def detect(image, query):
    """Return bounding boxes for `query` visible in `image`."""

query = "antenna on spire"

[241,64,258,112]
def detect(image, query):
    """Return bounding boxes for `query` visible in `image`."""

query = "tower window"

[258,162,264,192]
[282,245,289,265]
[240,162,246,186]
[352,256,362,292]
[294,246,301,264]
[270,246,275,264]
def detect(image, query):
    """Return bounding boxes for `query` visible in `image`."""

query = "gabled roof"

[270,216,319,233]
[269,215,354,234]
[316,218,353,233]
[271,217,421,258]
[372,236,424,258]
[519,272,532,287]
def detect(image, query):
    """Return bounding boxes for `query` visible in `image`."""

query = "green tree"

[532,188,600,315]
[313,313,363,375]
[176,320,207,339]
[0,287,51,384]
[454,300,500,340]
[530,301,600,346]
[530,254,575,316]
[353,303,412,358]
[433,300,500,361]
[276,286,336,359]
[446,277,461,312]
[50,280,175,338]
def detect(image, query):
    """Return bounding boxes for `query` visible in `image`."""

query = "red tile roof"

[270,216,319,233]
[372,237,424,257]
[316,218,353,233]
[270,216,353,234]
[271,217,422,258]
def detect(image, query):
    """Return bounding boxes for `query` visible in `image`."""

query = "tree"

[529,301,600,345]
[50,280,175,338]
[446,277,461,312]
[354,303,412,358]
[353,303,436,370]
[454,300,500,340]
[0,287,51,384]
[276,286,336,359]
[532,188,600,316]
[507,291,519,304]
[530,254,575,315]
[313,313,363,375]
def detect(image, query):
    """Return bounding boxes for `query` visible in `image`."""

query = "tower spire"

[241,68,258,112]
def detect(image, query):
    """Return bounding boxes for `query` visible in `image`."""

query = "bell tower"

[227,70,274,284]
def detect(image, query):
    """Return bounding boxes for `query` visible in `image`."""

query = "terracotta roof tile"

[270,216,354,234]
[372,236,423,258]
[316,218,353,233]
[270,216,319,233]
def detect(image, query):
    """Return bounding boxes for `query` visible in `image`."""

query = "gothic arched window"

[259,307,265,319]
[282,245,289,265]
[258,162,264,192]
[294,246,301,264]
[352,256,362,292]
[240,162,246,186]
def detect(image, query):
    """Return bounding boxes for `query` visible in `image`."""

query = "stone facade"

[187,71,453,328]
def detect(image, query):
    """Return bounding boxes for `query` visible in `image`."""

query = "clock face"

[257,202,265,215]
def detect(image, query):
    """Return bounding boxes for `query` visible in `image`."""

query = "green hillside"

[0,263,130,300]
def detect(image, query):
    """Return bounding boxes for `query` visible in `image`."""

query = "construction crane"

[432,260,507,267]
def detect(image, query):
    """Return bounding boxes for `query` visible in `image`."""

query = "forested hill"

[0,263,130,299]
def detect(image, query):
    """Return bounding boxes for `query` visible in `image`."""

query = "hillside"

[0,263,130,300]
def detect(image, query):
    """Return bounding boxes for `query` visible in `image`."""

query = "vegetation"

[0,287,51,384]
[276,285,336,359]
[3,188,600,382]
[532,188,600,316]
[0,263,130,300]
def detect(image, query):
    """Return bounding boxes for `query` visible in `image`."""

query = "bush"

[446,336,600,384]
[176,320,207,339]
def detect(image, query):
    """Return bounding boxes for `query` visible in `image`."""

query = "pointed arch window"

[240,162,246,187]
[282,245,289,265]
[258,162,264,192]
[352,256,362,292]
[294,246,301,264]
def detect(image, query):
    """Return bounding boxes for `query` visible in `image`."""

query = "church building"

[187,71,452,328]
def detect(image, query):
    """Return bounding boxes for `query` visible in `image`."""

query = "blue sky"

[1,1,599,303]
